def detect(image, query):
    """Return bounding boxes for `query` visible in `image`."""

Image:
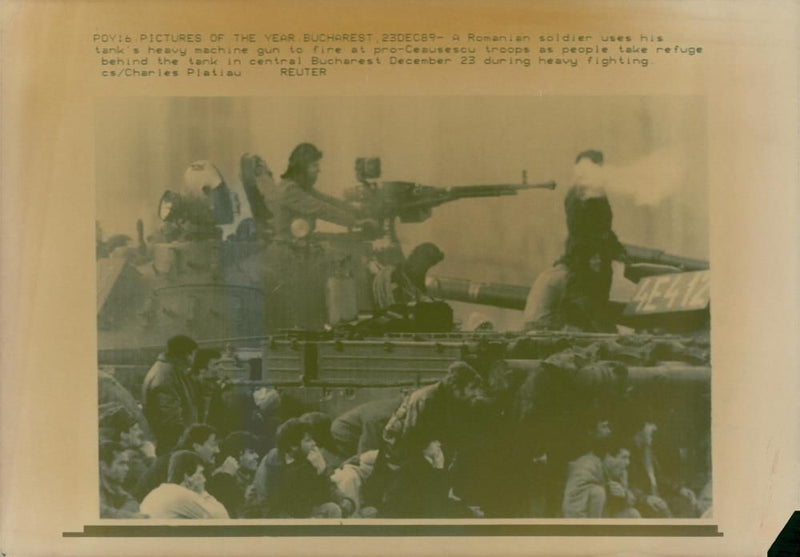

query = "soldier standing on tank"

[523,150,623,333]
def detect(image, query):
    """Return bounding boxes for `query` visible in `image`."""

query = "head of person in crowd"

[569,408,614,458]
[191,348,223,382]
[441,361,490,407]
[421,438,446,470]
[298,412,335,452]
[633,421,659,448]
[600,437,632,484]
[275,418,316,460]
[218,431,260,472]
[100,441,131,486]
[485,359,527,402]
[586,417,613,451]
[168,450,207,494]
[253,386,282,415]
[176,423,219,465]
[166,334,199,372]
[99,404,144,449]
[281,142,323,190]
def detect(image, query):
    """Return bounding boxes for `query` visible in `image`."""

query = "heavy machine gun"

[343,157,556,241]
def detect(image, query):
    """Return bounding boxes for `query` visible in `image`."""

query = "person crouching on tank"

[372,242,445,309]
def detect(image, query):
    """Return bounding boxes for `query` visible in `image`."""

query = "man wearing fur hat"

[273,142,363,239]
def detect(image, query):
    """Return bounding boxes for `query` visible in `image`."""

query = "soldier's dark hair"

[176,423,217,451]
[575,150,604,165]
[219,431,260,463]
[276,418,311,453]
[192,348,222,373]
[99,440,126,466]
[281,142,323,181]
[166,335,198,358]
[168,450,205,483]
[407,242,445,266]
[299,411,334,449]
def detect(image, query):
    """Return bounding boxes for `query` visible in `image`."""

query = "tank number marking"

[625,271,710,315]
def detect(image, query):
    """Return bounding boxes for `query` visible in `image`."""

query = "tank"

[96,153,711,518]
[97,154,558,345]
[97,149,710,386]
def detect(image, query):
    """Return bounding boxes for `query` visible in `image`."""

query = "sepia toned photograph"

[6,0,800,554]
[95,96,711,521]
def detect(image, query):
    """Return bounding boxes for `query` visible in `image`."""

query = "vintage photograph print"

[95,96,710,521]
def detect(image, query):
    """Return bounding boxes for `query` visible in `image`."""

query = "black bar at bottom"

[64,523,723,538]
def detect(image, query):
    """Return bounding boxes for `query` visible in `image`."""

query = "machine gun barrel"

[394,180,557,216]
[445,180,557,197]
[347,169,557,230]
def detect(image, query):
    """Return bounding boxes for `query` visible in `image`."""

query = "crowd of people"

[99,332,711,520]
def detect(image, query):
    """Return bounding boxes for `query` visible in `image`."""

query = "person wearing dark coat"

[523,149,625,334]
[205,431,261,518]
[381,361,490,470]
[627,421,698,518]
[251,418,347,518]
[524,235,618,333]
[141,335,202,455]
[563,149,626,261]
[381,439,467,518]
[365,362,490,509]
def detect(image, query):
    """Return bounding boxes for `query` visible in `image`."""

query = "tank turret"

[97,154,558,344]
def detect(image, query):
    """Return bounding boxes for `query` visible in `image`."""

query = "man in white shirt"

[140,450,229,519]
